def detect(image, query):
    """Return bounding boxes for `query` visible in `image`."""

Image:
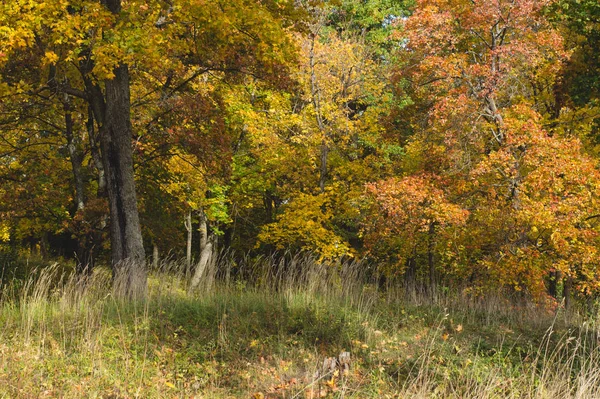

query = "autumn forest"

[3,0,599,303]
[1,0,600,396]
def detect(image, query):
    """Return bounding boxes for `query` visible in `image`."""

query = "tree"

[228,1,404,258]
[364,174,468,296]
[0,0,151,296]
[0,0,300,296]
[386,0,600,299]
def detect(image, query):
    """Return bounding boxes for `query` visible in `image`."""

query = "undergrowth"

[0,255,599,398]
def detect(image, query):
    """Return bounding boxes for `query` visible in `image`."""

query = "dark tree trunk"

[64,95,92,275]
[263,190,275,222]
[404,255,417,300]
[70,0,146,296]
[319,139,328,193]
[564,276,573,311]
[309,34,328,194]
[548,270,559,298]
[87,105,106,196]
[428,222,436,300]
[40,233,49,260]
[63,95,85,212]
[75,245,94,276]
[100,64,146,297]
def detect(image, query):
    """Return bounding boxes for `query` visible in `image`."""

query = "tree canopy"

[1,0,599,303]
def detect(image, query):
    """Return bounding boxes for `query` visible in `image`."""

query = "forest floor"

[0,260,599,398]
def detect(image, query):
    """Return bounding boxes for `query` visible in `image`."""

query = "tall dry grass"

[1,253,600,397]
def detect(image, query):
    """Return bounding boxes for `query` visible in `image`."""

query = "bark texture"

[63,96,85,212]
[185,210,193,275]
[198,208,208,253]
[100,64,146,296]
[152,243,159,270]
[189,241,213,291]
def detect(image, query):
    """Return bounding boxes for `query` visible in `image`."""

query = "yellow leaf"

[44,51,59,64]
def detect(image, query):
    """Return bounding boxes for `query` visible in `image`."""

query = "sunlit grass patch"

[1,256,600,398]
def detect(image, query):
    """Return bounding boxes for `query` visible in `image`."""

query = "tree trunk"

[309,34,328,193]
[100,63,146,298]
[40,233,49,260]
[198,208,208,253]
[76,244,94,276]
[185,209,193,276]
[319,139,328,193]
[189,240,213,291]
[205,239,218,291]
[404,255,417,301]
[428,222,436,300]
[548,270,560,298]
[152,242,159,270]
[87,105,106,196]
[263,190,275,222]
[63,95,85,212]
[73,0,146,297]
[64,95,92,275]
[564,276,573,311]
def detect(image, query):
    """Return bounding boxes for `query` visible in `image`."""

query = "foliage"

[364,174,468,273]
[257,192,353,258]
[377,0,600,299]
[1,0,600,303]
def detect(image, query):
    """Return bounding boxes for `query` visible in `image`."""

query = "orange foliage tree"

[364,174,468,295]
[369,0,600,300]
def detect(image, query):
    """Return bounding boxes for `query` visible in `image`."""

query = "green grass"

[1,259,600,398]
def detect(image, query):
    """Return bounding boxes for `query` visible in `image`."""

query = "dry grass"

[0,253,599,398]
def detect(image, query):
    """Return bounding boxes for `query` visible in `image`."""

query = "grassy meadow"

[1,255,600,398]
